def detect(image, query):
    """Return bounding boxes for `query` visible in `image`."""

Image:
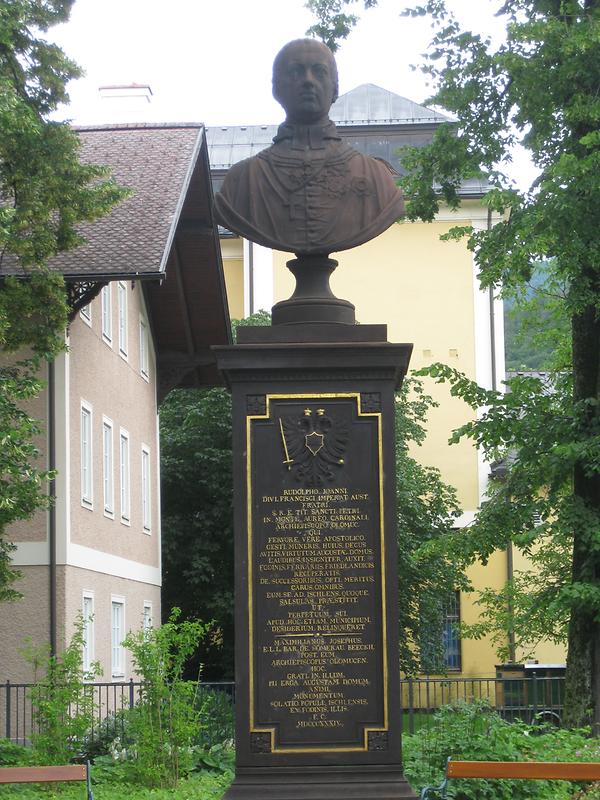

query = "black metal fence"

[0,679,236,747]
[400,674,565,734]
[1,675,563,746]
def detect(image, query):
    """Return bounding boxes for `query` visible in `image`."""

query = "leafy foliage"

[395,377,466,674]
[0,0,125,265]
[0,0,126,600]
[504,261,570,371]
[160,387,234,679]
[399,0,600,729]
[403,700,600,799]
[22,613,102,763]
[418,362,589,663]
[122,608,211,788]
[305,0,378,50]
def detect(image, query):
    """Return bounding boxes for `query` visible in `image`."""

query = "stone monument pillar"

[214,38,418,800]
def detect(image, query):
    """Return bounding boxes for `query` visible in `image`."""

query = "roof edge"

[73,122,205,131]
[158,125,207,275]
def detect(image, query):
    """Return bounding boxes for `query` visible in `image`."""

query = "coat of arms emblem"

[278,407,348,487]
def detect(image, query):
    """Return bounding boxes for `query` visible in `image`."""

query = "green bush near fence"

[120,609,212,788]
[403,700,600,799]
[21,614,102,764]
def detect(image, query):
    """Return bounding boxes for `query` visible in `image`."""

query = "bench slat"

[448,761,600,781]
[0,765,87,784]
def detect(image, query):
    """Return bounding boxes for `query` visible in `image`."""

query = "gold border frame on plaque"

[246,393,388,754]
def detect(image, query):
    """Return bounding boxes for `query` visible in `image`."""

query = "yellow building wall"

[273,217,481,512]
[221,238,244,321]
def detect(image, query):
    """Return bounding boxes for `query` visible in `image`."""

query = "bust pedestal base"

[214,331,417,800]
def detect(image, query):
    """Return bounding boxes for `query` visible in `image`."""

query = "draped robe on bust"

[214,120,405,255]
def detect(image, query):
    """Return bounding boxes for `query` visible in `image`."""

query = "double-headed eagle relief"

[278,407,348,487]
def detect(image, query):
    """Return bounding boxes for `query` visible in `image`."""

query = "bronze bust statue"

[214,39,405,257]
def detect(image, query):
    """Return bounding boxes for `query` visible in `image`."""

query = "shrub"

[80,707,135,761]
[403,700,598,800]
[574,787,600,800]
[121,608,211,788]
[22,613,101,763]
[0,739,34,766]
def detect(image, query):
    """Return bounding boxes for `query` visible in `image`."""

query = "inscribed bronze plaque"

[246,393,388,753]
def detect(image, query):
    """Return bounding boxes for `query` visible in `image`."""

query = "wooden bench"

[421,758,600,798]
[0,762,93,799]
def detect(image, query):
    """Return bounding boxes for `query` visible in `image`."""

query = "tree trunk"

[563,306,600,732]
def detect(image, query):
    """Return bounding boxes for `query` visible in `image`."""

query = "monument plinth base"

[224,765,417,799]
[214,333,416,800]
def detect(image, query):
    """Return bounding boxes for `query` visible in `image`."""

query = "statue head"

[272,38,339,125]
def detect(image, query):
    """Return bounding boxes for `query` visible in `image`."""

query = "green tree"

[0,0,126,599]
[305,0,378,50]
[395,377,466,674]
[504,261,570,371]
[308,0,600,728]
[160,386,234,680]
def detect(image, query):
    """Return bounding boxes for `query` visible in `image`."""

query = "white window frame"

[139,317,149,380]
[101,284,112,344]
[118,281,128,358]
[80,401,93,508]
[120,428,130,524]
[111,597,125,678]
[143,602,153,633]
[102,417,114,517]
[80,303,92,326]
[141,444,151,533]
[82,592,94,674]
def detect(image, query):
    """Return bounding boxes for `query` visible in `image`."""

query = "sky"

[51,0,505,125]
[49,0,534,186]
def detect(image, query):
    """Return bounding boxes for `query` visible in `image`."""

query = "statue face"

[273,41,336,124]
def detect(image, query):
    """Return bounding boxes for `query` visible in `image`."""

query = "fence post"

[531,673,538,723]
[408,677,414,735]
[129,678,135,709]
[5,680,10,741]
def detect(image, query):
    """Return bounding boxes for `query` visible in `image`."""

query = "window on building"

[80,303,92,325]
[118,281,128,357]
[143,603,152,633]
[443,591,462,671]
[111,599,125,677]
[139,318,149,379]
[81,403,93,507]
[420,591,462,674]
[102,419,114,516]
[82,594,94,673]
[141,446,151,532]
[101,284,112,343]
[120,429,130,523]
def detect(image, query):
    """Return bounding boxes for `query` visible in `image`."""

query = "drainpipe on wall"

[48,359,57,657]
